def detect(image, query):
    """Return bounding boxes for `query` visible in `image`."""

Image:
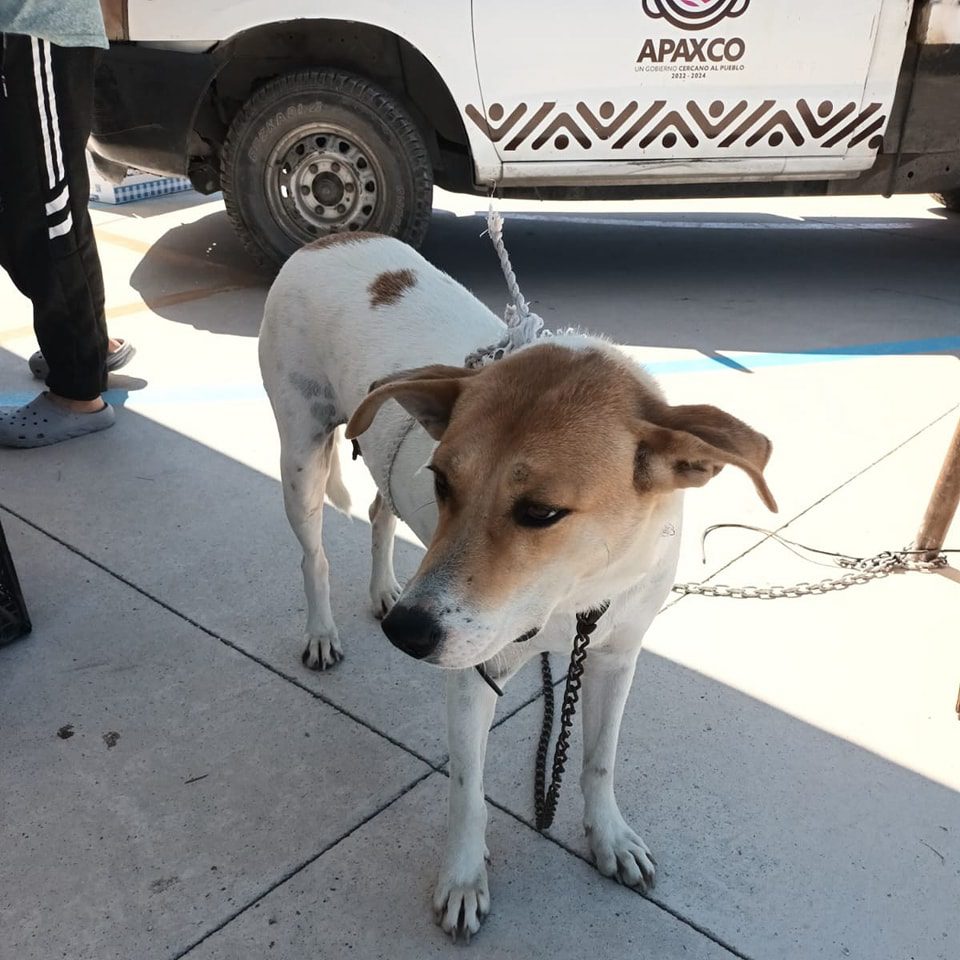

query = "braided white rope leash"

[465,206,555,369]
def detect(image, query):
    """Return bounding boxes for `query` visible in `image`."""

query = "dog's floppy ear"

[636,404,777,512]
[346,364,478,442]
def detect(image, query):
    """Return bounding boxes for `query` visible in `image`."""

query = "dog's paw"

[585,816,657,893]
[369,577,402,620]
[432,863,490,942]
[301,630,344,671]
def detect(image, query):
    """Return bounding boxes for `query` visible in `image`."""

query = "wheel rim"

[264,123,383,243]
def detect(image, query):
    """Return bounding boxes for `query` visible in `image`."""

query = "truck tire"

[932,191,960,213]
[221,70,433,271]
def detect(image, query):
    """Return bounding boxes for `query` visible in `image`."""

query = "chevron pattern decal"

[465,99,887,152]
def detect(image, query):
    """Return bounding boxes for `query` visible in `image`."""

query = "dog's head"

[346,343,776,669]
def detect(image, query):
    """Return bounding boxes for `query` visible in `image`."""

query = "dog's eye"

[429,467,451,503]
[514,502,569,528]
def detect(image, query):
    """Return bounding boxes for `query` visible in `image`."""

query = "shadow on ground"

[126,203,960,363]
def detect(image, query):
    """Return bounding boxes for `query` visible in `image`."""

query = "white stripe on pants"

[29,37,57,188]
[45,184,69,216]
[41,38,65,185]
[29,39,72,238]
[48,211,74,239]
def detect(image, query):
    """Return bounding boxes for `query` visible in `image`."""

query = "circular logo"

[642,0,751,31]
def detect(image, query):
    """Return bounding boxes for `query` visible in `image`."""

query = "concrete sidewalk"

[1,190,958,960]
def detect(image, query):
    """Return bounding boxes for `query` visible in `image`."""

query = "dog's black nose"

[381,604,445,660]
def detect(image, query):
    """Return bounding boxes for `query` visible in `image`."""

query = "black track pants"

[0,34,107,401]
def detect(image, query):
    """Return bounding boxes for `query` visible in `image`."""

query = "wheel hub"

[267,127,381,242]
[312,171,344,206]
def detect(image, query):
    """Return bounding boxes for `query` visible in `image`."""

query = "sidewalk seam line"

[482,792,756,960]
[0,503,443,772]
[172,768,438,959]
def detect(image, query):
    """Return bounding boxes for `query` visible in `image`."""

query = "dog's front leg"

[368,492,402,618]
[433,669,497,940]
[580,648,657,892]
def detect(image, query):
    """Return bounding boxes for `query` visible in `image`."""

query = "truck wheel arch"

[190,19,475,195]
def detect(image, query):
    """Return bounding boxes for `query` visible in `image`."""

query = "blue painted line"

[643,336,960,376]
[1,336,956,408]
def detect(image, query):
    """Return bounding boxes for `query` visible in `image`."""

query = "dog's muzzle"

[380,604,445,660]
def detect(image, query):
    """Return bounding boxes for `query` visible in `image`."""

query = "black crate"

[0,517,31,645]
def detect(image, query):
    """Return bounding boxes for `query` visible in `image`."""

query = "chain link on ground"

[671,549,949,600]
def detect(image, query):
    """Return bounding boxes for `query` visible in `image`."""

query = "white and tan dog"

[259,231,777,938]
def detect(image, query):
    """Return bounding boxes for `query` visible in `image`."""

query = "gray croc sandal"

[29,339,136,380]
[0,393,115,448]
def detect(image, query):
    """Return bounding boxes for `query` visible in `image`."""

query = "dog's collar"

[474,602,609,698]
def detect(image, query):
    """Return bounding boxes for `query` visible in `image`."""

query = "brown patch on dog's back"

[303,230,380,251]
[369,269,418,308]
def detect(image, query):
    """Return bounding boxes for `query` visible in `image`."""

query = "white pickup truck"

[92,1,960,269]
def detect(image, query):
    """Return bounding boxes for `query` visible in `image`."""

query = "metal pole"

[914,415,960,561]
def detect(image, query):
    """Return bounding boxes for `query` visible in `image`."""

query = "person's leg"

[28,335,134,381]
[14,37,134,388]
[0,34,114,446]
[1,35,107,401]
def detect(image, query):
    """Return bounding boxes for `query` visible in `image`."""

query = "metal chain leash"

[671,526,951,600]
[533,602,609,832]
[525,538,951,833]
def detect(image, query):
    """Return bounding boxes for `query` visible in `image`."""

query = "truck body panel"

[88,1,960,255]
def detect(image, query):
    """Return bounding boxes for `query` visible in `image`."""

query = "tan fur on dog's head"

[347,344,776,668]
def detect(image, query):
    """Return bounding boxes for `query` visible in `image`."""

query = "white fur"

[260,236,681,938]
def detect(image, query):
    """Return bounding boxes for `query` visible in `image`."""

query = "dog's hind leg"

[280,428,344,670]
[368,492,401,619]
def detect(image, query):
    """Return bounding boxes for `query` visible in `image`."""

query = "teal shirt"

[0,0,108,49]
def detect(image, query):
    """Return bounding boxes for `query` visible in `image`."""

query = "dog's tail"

[324,430,352,514]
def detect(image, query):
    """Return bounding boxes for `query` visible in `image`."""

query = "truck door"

[469,0,911,181]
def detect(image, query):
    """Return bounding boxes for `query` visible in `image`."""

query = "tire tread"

[221,69,433,271]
